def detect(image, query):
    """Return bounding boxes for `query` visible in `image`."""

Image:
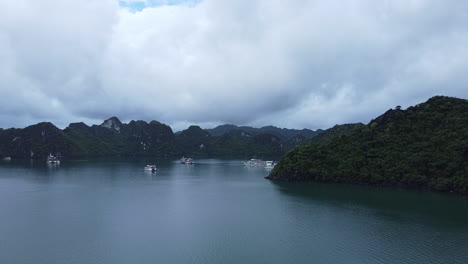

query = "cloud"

[0,0,467,131]
[118,0,201,12]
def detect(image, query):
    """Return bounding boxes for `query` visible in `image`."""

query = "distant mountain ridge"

[0,118,320,158]
[205,124,322,139]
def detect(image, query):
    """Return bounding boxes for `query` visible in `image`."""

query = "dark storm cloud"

[0,0,467,131]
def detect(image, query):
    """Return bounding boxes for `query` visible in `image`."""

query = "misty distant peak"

[67,122,90,130]
[260,125,277,129]
[179,125,210,138]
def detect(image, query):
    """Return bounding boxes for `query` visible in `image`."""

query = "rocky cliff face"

[100,117,122,132]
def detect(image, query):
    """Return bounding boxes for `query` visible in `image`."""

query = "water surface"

[0,158,467,264]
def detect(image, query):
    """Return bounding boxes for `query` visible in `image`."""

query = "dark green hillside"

[64,118,178,156]
[267,96,468,195]
[175,126,211,155]
[120,120,176,155]
[0,117,318,158]
[205,124,321,140]
[258,126,322,139]
[208,130,283,157]
[309,123,365,144]
[206,130,254,156]
[204,124,239,137]
[0,122,85,158]
[63,123,118,156]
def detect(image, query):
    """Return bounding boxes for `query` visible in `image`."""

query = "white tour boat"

[181,157,194,164]
[46,154,60,164]
[144,165,158,172]
[264,161,276,169]
[244,159,264,167]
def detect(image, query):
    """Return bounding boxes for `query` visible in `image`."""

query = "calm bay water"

[0,158,467,264]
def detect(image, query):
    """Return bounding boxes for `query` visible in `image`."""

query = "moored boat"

[244,159,264,167]
[46,154,60,164]
[181,157,194,164]
[144,165,158,172]
[264,161,276,169]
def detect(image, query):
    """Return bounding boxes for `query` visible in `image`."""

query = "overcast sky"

[1,0,467,131]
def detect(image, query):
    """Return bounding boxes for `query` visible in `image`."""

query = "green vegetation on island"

[267,96,468,194]
[0,117,321,159]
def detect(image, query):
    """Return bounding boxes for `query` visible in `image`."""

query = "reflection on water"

[271,181,468,228]
[47,162,60,169]
[0,158,467,264]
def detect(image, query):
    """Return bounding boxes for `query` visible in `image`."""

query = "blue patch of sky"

[119,0,201,12]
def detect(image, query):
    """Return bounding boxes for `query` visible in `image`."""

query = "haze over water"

[0,158,467,264]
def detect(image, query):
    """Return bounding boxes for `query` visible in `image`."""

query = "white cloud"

[0,0,467,131]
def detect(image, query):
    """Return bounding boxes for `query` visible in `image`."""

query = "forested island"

[267,96,468,195]
[0,117,321,158]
